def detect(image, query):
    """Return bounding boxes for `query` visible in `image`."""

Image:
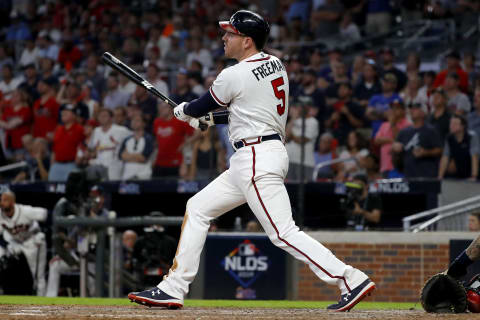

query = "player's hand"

[174,102,190,122]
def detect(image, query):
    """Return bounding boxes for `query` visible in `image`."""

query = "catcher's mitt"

[421,273,467,313]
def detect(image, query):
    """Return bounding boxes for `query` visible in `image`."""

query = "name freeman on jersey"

[251,60,285,81]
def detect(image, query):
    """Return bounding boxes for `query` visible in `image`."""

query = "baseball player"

[128,10,375,311]
[0,190,48,296]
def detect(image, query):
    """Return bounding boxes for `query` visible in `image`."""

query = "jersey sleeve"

[209,67,238,107]
[20,205,48,222]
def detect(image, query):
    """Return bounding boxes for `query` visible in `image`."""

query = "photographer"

[47,171,107,297]
[343,174,382,231]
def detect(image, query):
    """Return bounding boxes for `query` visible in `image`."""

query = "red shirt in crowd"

[32,96,60,138]
[433,67,469,93]
[52,123,85,162]
[153,117,194,168]
[2,104,32,150]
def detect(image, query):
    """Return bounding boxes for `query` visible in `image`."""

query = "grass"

[0,296,420,310]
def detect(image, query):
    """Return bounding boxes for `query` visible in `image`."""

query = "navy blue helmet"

[219,10,270,50]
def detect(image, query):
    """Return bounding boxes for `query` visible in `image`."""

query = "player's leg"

[46,257,76,297]
[35,239,48,296]
[21,238,47,296]
[129,168,245,307]
[237,142,374,311]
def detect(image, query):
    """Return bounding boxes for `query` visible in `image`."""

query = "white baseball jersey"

[0,203,48,296]
[0,204,47,243]
[209,52,289,142]
[89,124,132,180]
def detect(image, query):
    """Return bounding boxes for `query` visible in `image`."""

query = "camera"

[340,182,363,212]
[340,182,364,230]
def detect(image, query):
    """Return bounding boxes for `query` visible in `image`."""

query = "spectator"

[339,11,361,42]
[358,153,382,182]
[310,0,344,38]
[163,35,187,70]
[433,51,469,93]
[119,114,154,180]
[443,72,471,115]
[401,73,428,111]
[286,96,320,181]
[378,48,407,91]
[319,48,343,84]
[325,61,351,105]
[405,52,421,77]
[365,0,392,35]
[186,38,213,74]
[0,88,32,157]
[145,62,169,97]
[186,128,225,181]
[298,68,327,123]
[170,69,198,104]
[462,52,478,94]
[89,108,131,181]
[129,86,157,131]
[418,71,436,106]
[80,82,100,120]
[350,55,365,87]
[36,32,59,62]
[366,73,401,136]
[326,82,364,145]
[0,45,14,73]
[19,63,39,101]
[438,115,479,180]
[57,31,82,71]
[32,77,59,141]
[152,102,196,178]
[84,54,105,99]
[56,81,89,124]
[103,74,131,110]
[75,119,97,170]
[374,99,412,178]
[0,64,23,100]
[12,137,49,183]
[38,57,56,82]
[468,88,480,138]
[113,106,128,127]
[353,60,382,108]
[344,173,383,231]
[468,213,480,232]
[427,88,452,141]
[336,130,369,181]
[315,132,339,176]
[392,104,443,178]
[118,74,137,96]
[49,105,85,181]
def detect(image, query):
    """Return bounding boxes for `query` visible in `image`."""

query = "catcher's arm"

[447,234,480,279]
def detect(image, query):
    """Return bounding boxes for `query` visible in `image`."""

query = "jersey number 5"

[271,77,286,116]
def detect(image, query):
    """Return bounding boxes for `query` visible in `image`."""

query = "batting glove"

[174,102,190,122]
[188,117,212,131]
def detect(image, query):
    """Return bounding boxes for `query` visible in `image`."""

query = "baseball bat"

[102,52,208,130]
[101,52,178,108]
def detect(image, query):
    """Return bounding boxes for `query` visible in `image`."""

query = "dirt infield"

[1,305,480,320]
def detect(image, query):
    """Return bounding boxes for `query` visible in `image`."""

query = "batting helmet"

[466,274,480,313]
[219,10,270,50]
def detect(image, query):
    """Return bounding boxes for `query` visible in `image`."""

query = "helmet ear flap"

[467,274,480,313]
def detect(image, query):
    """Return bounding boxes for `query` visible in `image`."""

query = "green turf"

[0,296,420,310]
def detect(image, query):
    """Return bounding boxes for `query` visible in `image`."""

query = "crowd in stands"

[0,0,478,184]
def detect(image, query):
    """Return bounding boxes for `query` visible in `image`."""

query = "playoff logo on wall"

[221,239,269,299]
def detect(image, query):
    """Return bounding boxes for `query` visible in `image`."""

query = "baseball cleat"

[128,288,183,309]
[327,279,376,312]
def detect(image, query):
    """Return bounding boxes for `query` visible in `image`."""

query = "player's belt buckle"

[233,137,261,151]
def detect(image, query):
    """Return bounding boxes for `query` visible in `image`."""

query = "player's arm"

[447,234,480,279]
[23,205,48,222]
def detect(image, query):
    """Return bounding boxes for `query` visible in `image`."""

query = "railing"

[402,195,480,232]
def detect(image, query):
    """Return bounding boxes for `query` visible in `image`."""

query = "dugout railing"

[402,194,480,232]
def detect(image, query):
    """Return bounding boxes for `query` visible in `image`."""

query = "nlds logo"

[369,179,410,193]
[222,240,269,288]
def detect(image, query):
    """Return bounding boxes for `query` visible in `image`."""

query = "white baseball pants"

[158,140,367,299]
